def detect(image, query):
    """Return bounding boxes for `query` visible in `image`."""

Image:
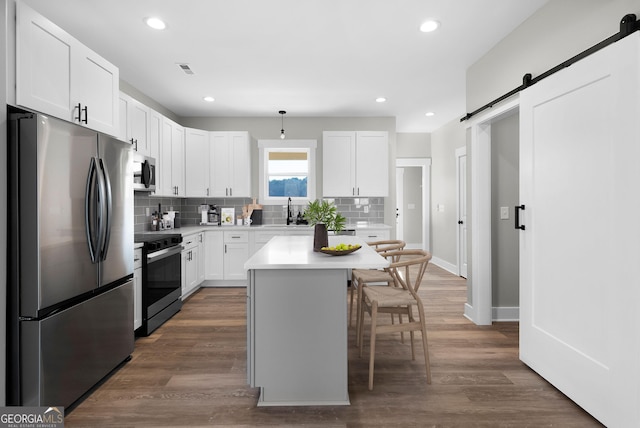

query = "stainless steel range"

[135,233,183,336]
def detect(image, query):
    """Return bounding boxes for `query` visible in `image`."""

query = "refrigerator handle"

[85,157,99,263]
[98,158,113,261]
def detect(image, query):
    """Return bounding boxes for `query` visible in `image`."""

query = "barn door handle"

[515,205,525,230]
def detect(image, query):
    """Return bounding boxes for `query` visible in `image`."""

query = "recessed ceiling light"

[425,112,435,117]
[420,20,440,33]
[376,97,387,103]
[203,96,215,102]
[145,17,166,30]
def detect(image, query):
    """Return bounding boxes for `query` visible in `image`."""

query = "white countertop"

[244,235,389,270]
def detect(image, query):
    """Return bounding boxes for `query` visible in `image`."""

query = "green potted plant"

[303,199,346,251]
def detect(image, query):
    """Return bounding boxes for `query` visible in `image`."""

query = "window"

[258,140,317,205]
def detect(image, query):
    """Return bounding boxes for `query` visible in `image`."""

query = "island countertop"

[244,235,389,270]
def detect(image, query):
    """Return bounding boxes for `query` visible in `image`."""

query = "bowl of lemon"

[318,243,361,256]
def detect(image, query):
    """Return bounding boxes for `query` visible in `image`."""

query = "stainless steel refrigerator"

[7,107,135,408]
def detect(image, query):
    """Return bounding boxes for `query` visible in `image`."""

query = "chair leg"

[356,283,365,347]
[349,281,355,328]
[368,301,378,390]
[358,295,366,357]
[407,309,415,360]
[417,302,432,384]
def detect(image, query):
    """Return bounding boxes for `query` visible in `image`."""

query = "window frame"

[257,139,317,206]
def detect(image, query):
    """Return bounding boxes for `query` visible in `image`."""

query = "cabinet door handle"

[224,244,227,253]
[206,188,209,196]
[81,105,88,124]
[515,204,526,230]
[230,188,233,196]
[75,103,82,122]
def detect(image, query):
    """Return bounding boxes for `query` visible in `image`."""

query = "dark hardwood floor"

[65,264,602,427]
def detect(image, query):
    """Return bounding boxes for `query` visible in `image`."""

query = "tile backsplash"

[134,194,384,232]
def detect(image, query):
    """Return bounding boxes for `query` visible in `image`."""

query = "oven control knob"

[171,236,182,244]
[147,242,158,251]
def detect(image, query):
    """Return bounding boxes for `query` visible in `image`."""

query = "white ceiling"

[22,0,548,132]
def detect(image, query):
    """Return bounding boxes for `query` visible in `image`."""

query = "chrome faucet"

[286,197,293,225]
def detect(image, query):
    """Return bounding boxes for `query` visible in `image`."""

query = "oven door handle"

[147,245,183,262]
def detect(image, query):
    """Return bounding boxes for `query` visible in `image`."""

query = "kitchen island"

[245,235,388,406]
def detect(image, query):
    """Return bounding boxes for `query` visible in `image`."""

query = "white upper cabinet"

[119,92,150,155]
[157,117,185,196]
[184,128,210,197]
[210,132,251,198]
[323,131,389,197]
[16,2,119,136]
[148,109,162,162]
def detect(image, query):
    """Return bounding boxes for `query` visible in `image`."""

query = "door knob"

[458,220,464,225]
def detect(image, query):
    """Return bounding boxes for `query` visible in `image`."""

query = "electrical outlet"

[145,207,150,216]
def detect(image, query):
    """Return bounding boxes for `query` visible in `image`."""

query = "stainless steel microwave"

[133,153,156,192]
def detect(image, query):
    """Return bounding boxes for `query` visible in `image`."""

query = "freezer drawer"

[20,281,134,408]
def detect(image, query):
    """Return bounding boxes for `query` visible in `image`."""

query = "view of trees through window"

[269,177,308,197]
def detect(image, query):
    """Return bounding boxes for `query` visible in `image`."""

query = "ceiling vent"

[176,63,194,75]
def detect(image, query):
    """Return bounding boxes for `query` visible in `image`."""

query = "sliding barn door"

[519,33,640,427]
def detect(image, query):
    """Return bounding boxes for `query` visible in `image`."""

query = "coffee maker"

[208,205,220,225]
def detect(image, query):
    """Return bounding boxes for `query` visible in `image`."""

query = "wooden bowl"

[318,245,361,256]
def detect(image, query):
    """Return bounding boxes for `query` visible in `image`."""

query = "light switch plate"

[500,206,509,220]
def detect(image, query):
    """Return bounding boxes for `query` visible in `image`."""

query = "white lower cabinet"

[205,231,224,280]
[196,232,206,284]
[181,233,204,299]
[197,227,388,285]
[224,231,249,280]
[133,248,143,331]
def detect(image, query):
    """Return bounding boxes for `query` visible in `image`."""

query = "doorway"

[455,147,467,278]
[466,98,519,325]
[395,158,431,251]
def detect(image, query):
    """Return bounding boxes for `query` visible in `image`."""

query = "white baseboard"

[492,306,519,322]
[430,256,458,275]
[464,303,519,323]
[464,303,474,322]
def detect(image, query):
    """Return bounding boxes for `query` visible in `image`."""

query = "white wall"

[430,118,466,266]
[397,132,430,158]
[467,0,640,112]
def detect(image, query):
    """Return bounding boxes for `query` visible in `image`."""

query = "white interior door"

[456,148,467,278]
[395,167,404,241]
[519,33,640,427]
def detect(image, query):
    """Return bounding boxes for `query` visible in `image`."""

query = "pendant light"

[279,110,286,139]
